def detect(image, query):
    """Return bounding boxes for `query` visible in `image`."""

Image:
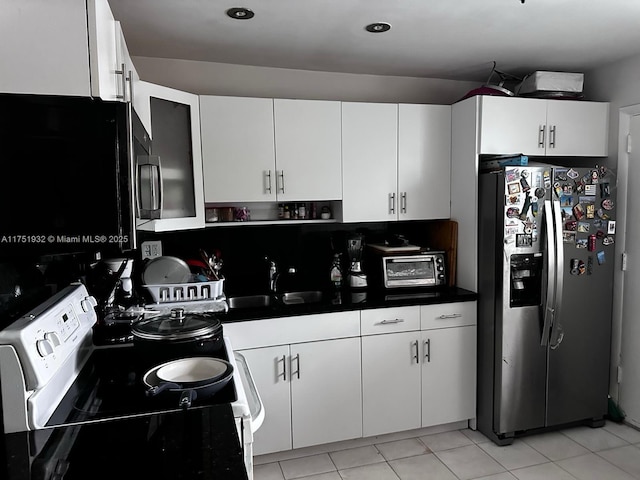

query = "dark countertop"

[1,404,248,480]
[221,286,477,323]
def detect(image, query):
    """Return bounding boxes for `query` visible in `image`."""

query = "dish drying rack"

[143,277,225,304]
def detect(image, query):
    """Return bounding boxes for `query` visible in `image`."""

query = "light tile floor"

[254,421,640,480]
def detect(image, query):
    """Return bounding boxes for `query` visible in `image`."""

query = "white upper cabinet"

[136,82,205,232]
[86,0,121,102]
[398,104,452,220]
[200,96,342,204]
[274,99,342,202]
[342,102,398,222]
[1,0,92,96]
[479,96,609,157]
[342,102,452,223]
[201,96,276,203]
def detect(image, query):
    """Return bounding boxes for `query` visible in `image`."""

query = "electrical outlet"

[141,240,162,260]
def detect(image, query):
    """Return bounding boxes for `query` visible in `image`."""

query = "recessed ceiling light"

[226,7,254,20]
[365,22,391,33]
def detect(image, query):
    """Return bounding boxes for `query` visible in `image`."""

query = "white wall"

[133,56,477,104]
[585,53,640,406]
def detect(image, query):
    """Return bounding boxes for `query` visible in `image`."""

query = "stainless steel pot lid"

[132,308,221,341]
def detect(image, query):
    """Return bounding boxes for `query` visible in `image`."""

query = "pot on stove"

[143,357,234,409]
[131,307,224,368]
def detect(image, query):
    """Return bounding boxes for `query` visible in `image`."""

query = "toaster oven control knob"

[36,339,54,357]
[437,265,444,271]
[45,332,61,347]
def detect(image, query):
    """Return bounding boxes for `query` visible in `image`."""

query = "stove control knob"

[81,296,98,313]
[36,339,54,358]
[45,332,61,347]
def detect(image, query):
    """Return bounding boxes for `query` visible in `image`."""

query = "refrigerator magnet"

[543,170,552,188]
[576,239,588,249]
[590,170,600,183]
[603,236,615,246]
[608,221,616,234]
[602,199,614,210]
[596,230,605,239]
[578,260,586,275]
[600,182,611,198]
[563,232,576,243]
[586,204,595,219]
[567,168,580,179]
[506,207,520,218]
[577,222,590,233]
[507,182,521,194]
[520,176,531,192]
[587,256,594,275]
[585,184,597,196]
[553,183,563,197]
[597,251,606,265]
[565,220,577,231]
[555,169,569,181]
[573,203,585,220]
[570,258,580,275]
[560,195,573,207]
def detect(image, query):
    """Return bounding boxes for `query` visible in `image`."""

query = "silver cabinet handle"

[265,170,273,194]
[277,170,285,194]
[379,318,405,324]
[424,338,431,362]
[291,353,300,379]
[278,355,287,381]
[402,192,407,213]
[127,70,133,104]
[389,193,396,214]
[115,62,127,101]
[437,313,462,319]
[413,340,419,363]
[538,125,546,148]
[549,125,556,148]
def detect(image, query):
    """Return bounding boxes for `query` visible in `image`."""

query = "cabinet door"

[87,0,121,102]
[136,82,205,232]
[1,0,91,96]
[546,101,609,157]
[239,346,292,455]
[342,102,398,222]
[421,326,477,427]
[200,96,276,203]
[290,337,362,448]
[398,104,452,220]
[362,332,421,436]
[479,97,547,156]
[274,99,342,201]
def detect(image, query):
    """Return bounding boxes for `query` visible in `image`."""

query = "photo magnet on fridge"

[608,221,616,234]
[597,250,606,265]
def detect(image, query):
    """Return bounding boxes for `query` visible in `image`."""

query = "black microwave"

[0,94,149,257]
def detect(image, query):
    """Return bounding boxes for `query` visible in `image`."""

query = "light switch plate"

[141,240,162,259]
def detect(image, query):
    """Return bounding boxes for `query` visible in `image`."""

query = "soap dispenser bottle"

[330,253,343,289]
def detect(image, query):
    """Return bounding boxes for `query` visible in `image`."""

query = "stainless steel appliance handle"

[413,340,419,363]
[541,199,555,346]
[549,125,556,148]
[137,155,163,219]
[389,193,396,214]
[127,70,133,104]
[379,318,404,324]
[115,63,126,101]
[424,338,431,363]
[538,125,546,148]
[550,199,565,349]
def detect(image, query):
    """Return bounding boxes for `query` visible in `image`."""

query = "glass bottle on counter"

[283,204,290,219]
[299,203,306,220]
[330,253,343,290]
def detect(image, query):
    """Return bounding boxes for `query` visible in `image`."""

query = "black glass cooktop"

[47,345,237,428]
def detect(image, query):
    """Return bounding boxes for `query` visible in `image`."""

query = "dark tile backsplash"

[138,220,442,296]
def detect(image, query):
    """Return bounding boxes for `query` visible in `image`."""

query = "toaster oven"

[380,252,447,288]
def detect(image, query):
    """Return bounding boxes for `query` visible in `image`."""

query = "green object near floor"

[607,395,625,423]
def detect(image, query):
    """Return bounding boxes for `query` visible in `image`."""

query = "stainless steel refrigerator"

[477,162,615,445]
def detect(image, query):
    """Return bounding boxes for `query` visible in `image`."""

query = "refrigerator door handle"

[549,199,565,349]
[541,199,555,346]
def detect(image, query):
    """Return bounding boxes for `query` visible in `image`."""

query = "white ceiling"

[108,0,640,82]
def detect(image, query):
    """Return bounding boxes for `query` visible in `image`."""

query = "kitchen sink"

[228,295,273,309]
[280,290,323,305]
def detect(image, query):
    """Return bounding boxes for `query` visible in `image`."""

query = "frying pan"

[143,357,233,409]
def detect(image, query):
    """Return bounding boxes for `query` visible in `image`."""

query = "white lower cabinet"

[362,331,422,436]
[239,337,362,455]
[361,303,477,436]
[421,325,477,427]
